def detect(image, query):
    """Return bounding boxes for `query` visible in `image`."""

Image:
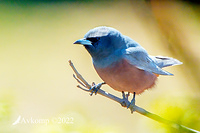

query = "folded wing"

[124,47,176,76]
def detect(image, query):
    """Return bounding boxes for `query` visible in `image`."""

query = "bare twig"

[68,60,200,133]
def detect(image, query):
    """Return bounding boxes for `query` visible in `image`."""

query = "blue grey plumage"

[75,26,182,76]
[74,26,182,94]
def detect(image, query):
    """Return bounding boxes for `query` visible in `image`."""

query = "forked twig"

[68,60,200,133]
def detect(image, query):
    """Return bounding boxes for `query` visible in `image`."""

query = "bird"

[74,26,182,106]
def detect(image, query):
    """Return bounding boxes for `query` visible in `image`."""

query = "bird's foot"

[121,91,130,107]
[127,92,136,113]
[89,82,106,96]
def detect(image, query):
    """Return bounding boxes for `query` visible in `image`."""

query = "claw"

[127,92,136,113]
[121,91,130,107]
[92,82,95,86]
[121,91,127,107]
[89,82,105,96]
[126,92,130,99]
[122,91,125,99]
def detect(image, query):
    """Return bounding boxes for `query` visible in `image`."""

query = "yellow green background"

[0,0,200,132]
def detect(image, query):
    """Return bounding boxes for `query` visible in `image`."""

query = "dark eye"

[86,37,100,46]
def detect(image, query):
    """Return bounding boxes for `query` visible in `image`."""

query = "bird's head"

[74,26,125,60]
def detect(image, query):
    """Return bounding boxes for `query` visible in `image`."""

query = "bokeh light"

[0,0,200,132]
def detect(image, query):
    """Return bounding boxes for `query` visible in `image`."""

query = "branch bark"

[68,60,200,133]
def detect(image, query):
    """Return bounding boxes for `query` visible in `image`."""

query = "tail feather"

[150,55,182,68]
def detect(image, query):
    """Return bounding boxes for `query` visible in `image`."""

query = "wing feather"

[124,47,173,75]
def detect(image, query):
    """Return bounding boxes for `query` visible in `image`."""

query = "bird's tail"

[150,55,183,68]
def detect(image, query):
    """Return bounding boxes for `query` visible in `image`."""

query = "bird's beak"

[73,38,92,46]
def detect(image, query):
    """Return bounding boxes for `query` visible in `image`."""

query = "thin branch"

[69,60,91,88]
[68,60,200,133]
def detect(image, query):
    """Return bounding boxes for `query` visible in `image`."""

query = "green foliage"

[151,97,200,133]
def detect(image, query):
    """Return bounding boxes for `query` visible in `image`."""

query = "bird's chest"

[94,59,157,94]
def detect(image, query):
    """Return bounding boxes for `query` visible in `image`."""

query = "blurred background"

[0,0,200,132]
